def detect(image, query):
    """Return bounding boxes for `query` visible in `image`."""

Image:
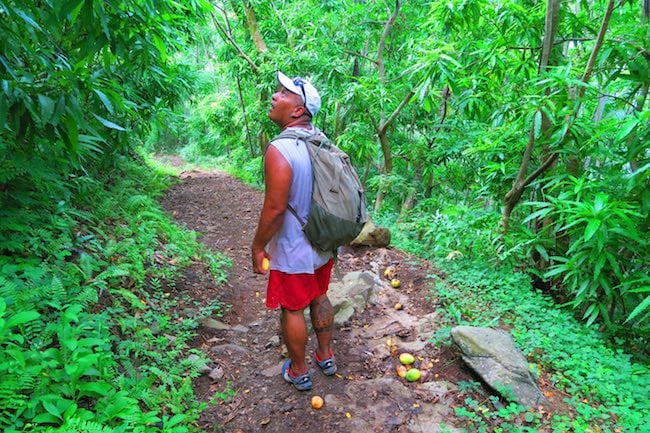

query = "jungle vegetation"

[1,1,648,432]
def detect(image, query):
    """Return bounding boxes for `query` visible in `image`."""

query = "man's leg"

[309,294,334,360]
[280,307,309,375]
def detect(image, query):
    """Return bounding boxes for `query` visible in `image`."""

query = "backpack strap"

[267,129,339,259]
[268,131,309,226]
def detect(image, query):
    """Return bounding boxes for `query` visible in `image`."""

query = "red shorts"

[266,260,334,311]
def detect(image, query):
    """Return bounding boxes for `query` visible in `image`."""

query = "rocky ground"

[156,158,556,433]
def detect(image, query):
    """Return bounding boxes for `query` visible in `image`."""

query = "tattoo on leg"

[311,298,333,334]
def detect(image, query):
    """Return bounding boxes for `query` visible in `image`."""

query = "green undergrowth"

[0,153,231,433]
[377,213,649,432]
[431,260,649,433]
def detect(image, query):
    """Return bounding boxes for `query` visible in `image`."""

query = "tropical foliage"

[165,0,648,336]
[1,1,230,432]
[2,0,648,432]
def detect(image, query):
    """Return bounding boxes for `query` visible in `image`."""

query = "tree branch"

[380,89,414,133]
[523,152,559,188]
[377,0,401,82]
[366,108,381,134]
[341,49,379,65]
[211,11,260,74]
[578,0,616,98]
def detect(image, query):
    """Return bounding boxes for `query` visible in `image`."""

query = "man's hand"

[252,248,269,274]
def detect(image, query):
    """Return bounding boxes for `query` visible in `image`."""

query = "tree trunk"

[501,0,561,232]
[629,82,649,172]
[500,0,617,233]
[242,1,268,54]
[400,165,421,215]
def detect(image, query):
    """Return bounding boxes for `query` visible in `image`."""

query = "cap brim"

[277,71,303,101]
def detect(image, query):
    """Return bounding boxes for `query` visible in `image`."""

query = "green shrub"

[429,259,650,433]
[0,156,229,433]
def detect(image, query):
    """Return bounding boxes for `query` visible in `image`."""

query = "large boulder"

[451,326,548,407]
[350,219,391,247]
[327,271,377,325]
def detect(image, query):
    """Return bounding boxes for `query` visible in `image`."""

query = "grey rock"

[210,343,248,356]
[328,271,377,325]
[181,308,198,318]
[248,319,264,327]
[420,381,457,400]
[199,318,231,330]
[451,326,548,407]
[410,403,462,433]
[208,366,224,380]
[265,335,281,348]
[260,361,283,378]
[231,324,250,333]
[397,339,428,353]
[186,354,211,373]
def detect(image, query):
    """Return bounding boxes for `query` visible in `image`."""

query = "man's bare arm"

[251,145,292,273]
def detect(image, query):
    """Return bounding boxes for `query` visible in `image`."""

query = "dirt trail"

[159,162,473,433]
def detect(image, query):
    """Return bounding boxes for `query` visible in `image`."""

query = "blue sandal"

[281,359,313,391]
[314,351,338,376]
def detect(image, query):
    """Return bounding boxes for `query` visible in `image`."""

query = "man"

[251,72,337,391]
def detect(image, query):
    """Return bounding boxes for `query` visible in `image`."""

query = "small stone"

[210,344,248,355]
[186,354,211,373]
[208,366,224,381]
[199,318,231,330]
[231,324,250,333]
[261,361,283,378]
[265,335,281,348]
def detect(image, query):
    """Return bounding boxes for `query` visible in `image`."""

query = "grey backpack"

[271,129,368,252]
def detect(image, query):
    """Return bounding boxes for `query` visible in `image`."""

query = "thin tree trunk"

[237,2,270,154]
[629,82,649,172]
[242,1,268,54]
[236,75,254,157]
[500,0,616,232]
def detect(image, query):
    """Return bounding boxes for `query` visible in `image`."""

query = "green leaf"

[78,381,113,397]
[6,311,40,327]
[625,295,650,324]
[616,117,638,142]
[165,413,187,428]
[0,94,7,128]
[94,89,114,114]
[583,219,601,242]
[11,6,42,31]
[63,115,79,154]
[38,94,55,125]
[32,413,60,423]
[42,400,63,419]
[93,114,126,131]
[534,244,549,261]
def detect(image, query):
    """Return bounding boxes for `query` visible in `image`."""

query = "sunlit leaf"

[625,295,650,324]
[94,89,114,114]
[583,219,601,242]
[93,114,126,131]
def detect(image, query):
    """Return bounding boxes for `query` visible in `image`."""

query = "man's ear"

[291,105,307,119]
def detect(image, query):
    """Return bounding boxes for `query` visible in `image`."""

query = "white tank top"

[266,127,332,274]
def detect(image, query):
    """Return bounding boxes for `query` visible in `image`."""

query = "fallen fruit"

[399,353,415,365]
[262,257,270,271]
[405,368,421,382]
[311,395,324,409]
[383,266,395,279]
[391,279,401,288]
[396,364,408,378]
[394,303,403,310]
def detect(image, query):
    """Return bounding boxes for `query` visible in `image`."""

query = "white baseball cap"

[277,71,321,117]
